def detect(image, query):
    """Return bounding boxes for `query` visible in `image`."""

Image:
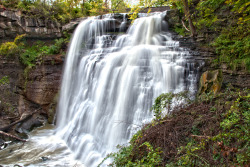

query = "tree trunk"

[0,131,26,142]
[82,0,85,14]
[182,0,197,37]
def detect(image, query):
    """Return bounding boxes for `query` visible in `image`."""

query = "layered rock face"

[23,55,63,107]
[0,9,62,39]
[0,55,63,135]
[0,56,23,128]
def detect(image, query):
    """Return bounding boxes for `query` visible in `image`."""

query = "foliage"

[168,0,250,72]
[175,139,209,166]
[105,86,249,166]
[0,42,19,57]
[167,0,184,12]
[100,141,162,166]
[193,0,225,30]
[168,87,250,166]
[1,0,169,21]
[128,4,142,22]
[19,43,42,67]
[0,34,25,57]
[20,38,67,67]
[0,33,67,67]
[0,76,9,85]
[128,0,168,22]
[111,0,128,13]
[14,34,26,45]
[153,0,168,7]
[1,0,110,23]
[88,0,109,16]
[151,91,190,120]
[212,22,250,71]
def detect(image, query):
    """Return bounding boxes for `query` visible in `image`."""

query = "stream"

[0,124,84,167]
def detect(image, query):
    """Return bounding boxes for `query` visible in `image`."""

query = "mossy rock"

[198,69,223,95]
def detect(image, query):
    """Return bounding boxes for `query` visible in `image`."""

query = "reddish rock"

[23,55,63,107]
[0,54,63,136]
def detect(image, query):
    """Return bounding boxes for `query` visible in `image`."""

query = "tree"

[182,0,196,37]
[111,0,127,12]
[167,0,197,37]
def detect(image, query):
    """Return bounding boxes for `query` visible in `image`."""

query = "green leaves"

[151,91,190,120]
[177,88,250,166]
[19,38,66,67]
[212,22,250,71]
[0,34,25,57]
[0,76,9,85]
[101,142,162,167]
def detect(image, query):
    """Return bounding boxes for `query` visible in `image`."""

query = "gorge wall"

[0,7,249,141]
[0,8,62,40]
[0,54,63,136]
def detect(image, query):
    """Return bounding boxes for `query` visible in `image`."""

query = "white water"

[55,12,200,166]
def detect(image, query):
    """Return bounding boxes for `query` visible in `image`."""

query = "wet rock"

[41,156,49,162]
[0,138,5,148]
[15,113,45,133]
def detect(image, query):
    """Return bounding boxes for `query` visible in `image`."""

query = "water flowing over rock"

[56,12,202,166]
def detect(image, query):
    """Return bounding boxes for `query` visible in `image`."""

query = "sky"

[124,0,140,6]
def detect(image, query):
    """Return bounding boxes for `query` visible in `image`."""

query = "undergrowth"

[212,22,250,71]
[20,38,66,67]
[102,86,249,166]
[168,0,250,72]
[0,34,68,68]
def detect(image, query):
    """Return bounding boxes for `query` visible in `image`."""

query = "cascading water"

[55,12,201,166]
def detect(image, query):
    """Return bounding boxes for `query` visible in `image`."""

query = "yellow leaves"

[0,42,18,56]
[14,34,26,45]
[237,15,250,24]
[147,8,151,14]
[225,0,233,5]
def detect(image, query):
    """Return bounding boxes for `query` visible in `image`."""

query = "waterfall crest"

[56,12,200,166]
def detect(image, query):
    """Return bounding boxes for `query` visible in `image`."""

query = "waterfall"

[56,12,201,166]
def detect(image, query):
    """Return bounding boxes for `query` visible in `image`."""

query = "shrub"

[151,91,190,120]
[212,22,250,71]
[0,42,18,57]
[0,34,26,57]
[0,76,9,85]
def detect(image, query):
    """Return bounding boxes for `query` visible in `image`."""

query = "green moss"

[104,86,249,166]
[212,22,250,72]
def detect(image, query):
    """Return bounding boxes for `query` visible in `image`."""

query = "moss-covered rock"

[198,69,223,95]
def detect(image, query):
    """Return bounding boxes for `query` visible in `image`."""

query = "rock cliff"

[0,54,63,137]
[0,8,62,39]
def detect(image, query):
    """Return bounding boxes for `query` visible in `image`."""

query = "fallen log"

[0,109,39,132]
[0,131,27,142]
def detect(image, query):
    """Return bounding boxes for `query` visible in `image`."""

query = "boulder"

[198,69,223,95]
[15,113,45,133]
